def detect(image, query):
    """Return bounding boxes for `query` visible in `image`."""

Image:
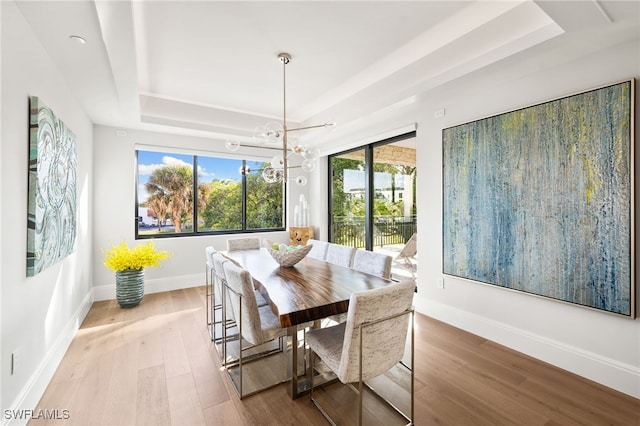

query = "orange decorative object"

[289,226,314,246]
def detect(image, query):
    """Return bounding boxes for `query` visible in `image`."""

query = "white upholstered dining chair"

[306,281,415,425]
[205,246,219,341]
[211,252,239,362]
[226,237,261,251]
[222,261,288,399]
[351,249,392,279]
[325,243,356,267]
[306,239,329,260]
[212,251,268,314]
[211,251,269,367]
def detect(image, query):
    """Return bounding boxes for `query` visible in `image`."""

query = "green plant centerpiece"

[103,241,171,308]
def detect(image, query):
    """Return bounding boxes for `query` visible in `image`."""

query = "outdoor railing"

[332,215,416,249]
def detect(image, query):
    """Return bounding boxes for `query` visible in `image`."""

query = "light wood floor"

[30,286,639,425]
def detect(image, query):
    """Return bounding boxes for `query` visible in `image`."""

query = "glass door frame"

[328,131,416,250]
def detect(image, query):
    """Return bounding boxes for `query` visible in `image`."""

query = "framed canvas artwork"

[442,80,635,317]
[27,96,77,277]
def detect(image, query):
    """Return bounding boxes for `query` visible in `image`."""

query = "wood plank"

[203,399,246,425]
[161,329,191,378]
[136,365,170,426]
[166,373,207,426]
[138,330,164,370]
[100,339,139,425]
[190,363,232,410]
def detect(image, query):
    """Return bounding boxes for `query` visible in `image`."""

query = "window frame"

[328,131,416,250]
[135,149,286,240]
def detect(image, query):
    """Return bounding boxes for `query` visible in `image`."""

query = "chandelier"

[226,53,334,186]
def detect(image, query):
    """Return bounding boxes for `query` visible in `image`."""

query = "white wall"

[1,1,94,420]
[92,126,307,300]
[311,38,640,398]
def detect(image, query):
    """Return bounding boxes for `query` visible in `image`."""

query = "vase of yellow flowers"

[103,241,171,308]
[114,269,145,308]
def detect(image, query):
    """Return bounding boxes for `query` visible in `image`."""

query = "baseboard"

[414,296,640,399]
[93,273,203,302]
[1,291,93,426]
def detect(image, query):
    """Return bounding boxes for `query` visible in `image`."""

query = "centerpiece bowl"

[265,239,312,267]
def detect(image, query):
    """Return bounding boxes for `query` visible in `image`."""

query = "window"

[329,132,416,250]
[136,150,284,238]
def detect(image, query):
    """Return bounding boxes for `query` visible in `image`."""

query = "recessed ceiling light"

[69,35,87,45]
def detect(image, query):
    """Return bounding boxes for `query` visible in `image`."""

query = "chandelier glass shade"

[226,53,333,186]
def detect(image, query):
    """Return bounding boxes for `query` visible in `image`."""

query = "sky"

[137,150,245,203]
[343,169,406,192]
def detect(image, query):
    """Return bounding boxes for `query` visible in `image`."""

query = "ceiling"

[14,1,640,147]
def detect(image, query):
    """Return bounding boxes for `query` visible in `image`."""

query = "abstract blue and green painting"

[443,80,634,317]
[27,96,77,277]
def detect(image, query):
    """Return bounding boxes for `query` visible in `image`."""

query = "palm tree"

[196,181,211,227]
[145,194,169,230]
[145,165,193,233]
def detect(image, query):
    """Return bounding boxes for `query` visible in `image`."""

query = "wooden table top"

[222,248,391,328]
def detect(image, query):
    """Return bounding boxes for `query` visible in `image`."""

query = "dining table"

[222,247,392,399]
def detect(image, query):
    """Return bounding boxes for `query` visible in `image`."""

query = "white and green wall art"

[443,80,635,317]
[27,96,77,277]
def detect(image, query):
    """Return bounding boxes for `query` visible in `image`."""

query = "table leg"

[287,325,316,399]
[287,326,299,399]
[287,322,329,399]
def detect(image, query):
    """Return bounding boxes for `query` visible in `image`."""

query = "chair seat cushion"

[255,290,269,307]
[259,305,287,342]
[306,322,346,381]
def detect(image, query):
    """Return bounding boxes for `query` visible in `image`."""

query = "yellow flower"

[103,241,171,272]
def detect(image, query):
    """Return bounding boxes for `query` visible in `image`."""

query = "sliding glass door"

[329,132,416,252]
[329,147,367,248]
[372,142,417,248]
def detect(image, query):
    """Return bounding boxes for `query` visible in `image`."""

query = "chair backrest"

[338,281,415,384]
[205,246,216,269]
[227,237,261,251]
[212,252,242,281]
[398,233,417,258]
[222,261,263,346]
[325,243,355,267]
[211,252,230,283]
[306,239,329,260]
[351,250,392,279]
